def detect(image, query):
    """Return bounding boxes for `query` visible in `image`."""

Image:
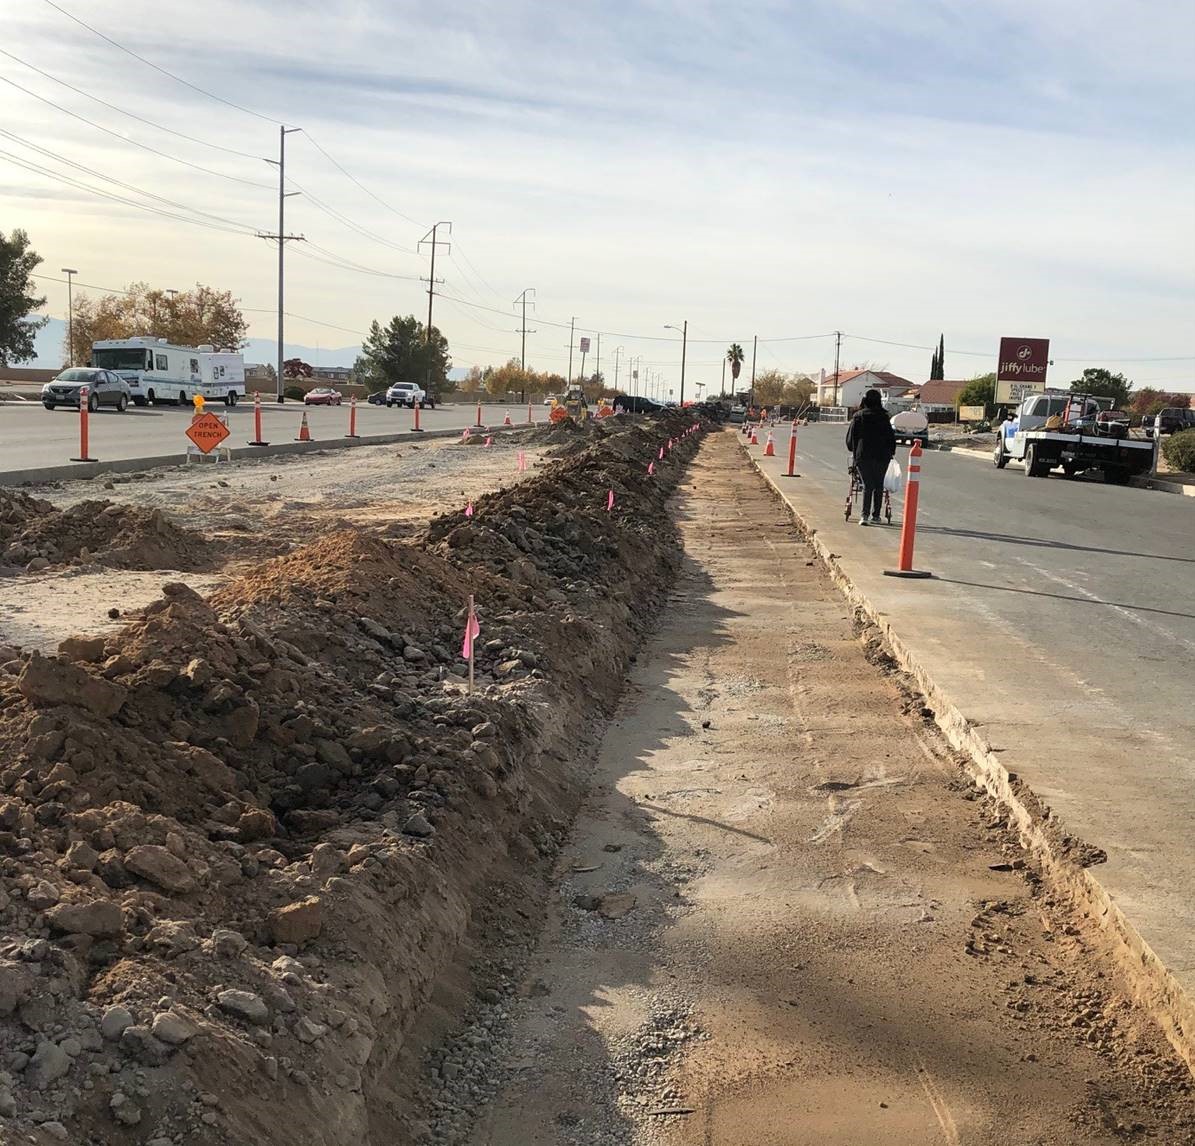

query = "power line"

[0,128,262,232]
[286,178,417,254]
[0,74,273,189]
[0,147,258,236]
[0,46,266,162]
[300,134,426,230]
[42,0,278,124]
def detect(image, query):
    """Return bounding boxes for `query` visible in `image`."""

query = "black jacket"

[845,407,896,463]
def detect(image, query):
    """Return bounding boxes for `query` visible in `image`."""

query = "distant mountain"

[28,318,468,381]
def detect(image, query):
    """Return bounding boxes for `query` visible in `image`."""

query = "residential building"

[917,379,968,413]
[817,369,918,408]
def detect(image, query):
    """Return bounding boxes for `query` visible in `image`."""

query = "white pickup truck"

[993,392,1153,484]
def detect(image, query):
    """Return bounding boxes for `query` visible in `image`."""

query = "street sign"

[959,404,987,422]
[579,337,590,354]
[185,412,231,454]
[997,337,1049,384]
[994,378,1048,406]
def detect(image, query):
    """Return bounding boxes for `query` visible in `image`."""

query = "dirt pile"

[0,411,705,1144]
[0,491,212,573]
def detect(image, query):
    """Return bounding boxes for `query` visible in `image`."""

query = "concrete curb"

[739,433,1195,1074]
[937,444,1195,495]
[0,424,525,487]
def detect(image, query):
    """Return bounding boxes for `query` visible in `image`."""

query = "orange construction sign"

[185,412,231,454]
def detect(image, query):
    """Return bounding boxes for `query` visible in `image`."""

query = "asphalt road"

[751,423,1195,1032]
[0,400,539,472]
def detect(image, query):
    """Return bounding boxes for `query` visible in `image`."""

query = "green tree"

[726,343,744,395]
[1070,367,1132,410]
[355,315,451,398]
[929,333,945,380]
[68,280,248,363]
[0,229,48,367]
[957,372,996,409]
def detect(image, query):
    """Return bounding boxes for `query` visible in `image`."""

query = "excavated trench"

[0,413,705,1145]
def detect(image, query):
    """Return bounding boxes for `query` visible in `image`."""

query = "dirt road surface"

[458,432,1194,1145]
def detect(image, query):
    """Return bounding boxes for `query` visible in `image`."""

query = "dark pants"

[856,457,887,519]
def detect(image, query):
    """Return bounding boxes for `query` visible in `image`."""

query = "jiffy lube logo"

[997,337,1049,382]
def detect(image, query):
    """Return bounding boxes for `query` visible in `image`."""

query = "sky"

[2,0,1193,394]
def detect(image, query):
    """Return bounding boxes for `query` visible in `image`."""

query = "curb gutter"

[0,425,521,488]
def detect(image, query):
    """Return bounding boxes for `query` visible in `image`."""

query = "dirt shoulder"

[457,432,1194,1145]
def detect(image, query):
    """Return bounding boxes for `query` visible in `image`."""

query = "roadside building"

[916,379,968,415]
[817,369,917,408]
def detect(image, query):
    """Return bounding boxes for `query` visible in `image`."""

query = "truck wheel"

[177,391,186,407]
[132,396,147,407]
[43,402,55,411]
[1062,462,1077,477]
[1024,444,1044,477]
[226,392,239,407]
[993,440,1008,469]
[146,389,156,406]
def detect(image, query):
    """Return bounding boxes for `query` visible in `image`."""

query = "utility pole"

[567,317,576,383]
[514,288,536,403]
[60,268,77,366]
[258,125,304,403]
[595,333,601,389]
[832,329,843,406]
[419,222,451,401]
[613,345,623,391]
[720,357,726,398]
[665,321,688,405]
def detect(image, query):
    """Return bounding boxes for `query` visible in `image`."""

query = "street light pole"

[664,321,688,405]
[60,268,77,366]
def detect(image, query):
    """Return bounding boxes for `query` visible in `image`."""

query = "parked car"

[612,395,661,414]
[304,387,343,406]
[42,368,131,412]
[1144,408,1195,439]
[727,406,747,424]
[385,382,434,408]
[543,395,559,406]
[367,391,387,405]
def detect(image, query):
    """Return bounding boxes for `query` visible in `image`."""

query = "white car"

[385,382,434,409]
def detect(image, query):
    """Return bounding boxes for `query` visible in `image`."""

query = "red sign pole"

[71,385,96,462]
[884,441,933,579]
[346,394,359,439]
[412,402,423,433]
[248,390,268,446]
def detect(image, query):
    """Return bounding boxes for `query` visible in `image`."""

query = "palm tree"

[726,343,744,397]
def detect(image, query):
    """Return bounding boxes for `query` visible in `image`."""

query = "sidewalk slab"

[742,427,1195,1070]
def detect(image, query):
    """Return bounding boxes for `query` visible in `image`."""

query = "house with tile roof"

[816,369,918,408]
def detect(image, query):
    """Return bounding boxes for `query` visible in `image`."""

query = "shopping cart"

[844,465,892,523]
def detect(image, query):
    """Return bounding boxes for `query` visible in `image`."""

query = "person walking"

[845,388,896,526]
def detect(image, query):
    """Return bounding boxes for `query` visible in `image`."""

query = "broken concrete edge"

[0,424,525,488]
[740,434,1195,1077]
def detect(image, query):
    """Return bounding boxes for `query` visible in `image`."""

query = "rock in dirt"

[100,1005,134,1041]
[17,652,127,717]
[402,812,435,838]
[45,899,123,938]
[151,1010,196,1045]
[25,1039,70,1089]
[269,896,323,945]
[124,845,197,893]
[216,989,269,1025]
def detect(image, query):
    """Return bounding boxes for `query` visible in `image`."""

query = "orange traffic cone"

[502,410,512,426]
[750,427,759,445]
[296,411,312,442]
[764,431,775,456]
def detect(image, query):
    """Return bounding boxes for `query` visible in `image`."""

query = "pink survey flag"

[647,461,654,476]
[517,450,527,473]
[461,598,481,659]
[484,436,493,447]
[658,447,664,460]
[465,501,474,517]
[607,489,614,512]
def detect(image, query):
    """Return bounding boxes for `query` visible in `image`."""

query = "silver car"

[43,368,131,412]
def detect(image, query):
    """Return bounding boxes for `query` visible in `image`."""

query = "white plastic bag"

[883,459,903,492]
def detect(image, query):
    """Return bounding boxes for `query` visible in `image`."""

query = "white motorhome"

[90,337,245,407]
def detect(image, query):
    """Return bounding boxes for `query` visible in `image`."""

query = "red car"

[304,387,343,406]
